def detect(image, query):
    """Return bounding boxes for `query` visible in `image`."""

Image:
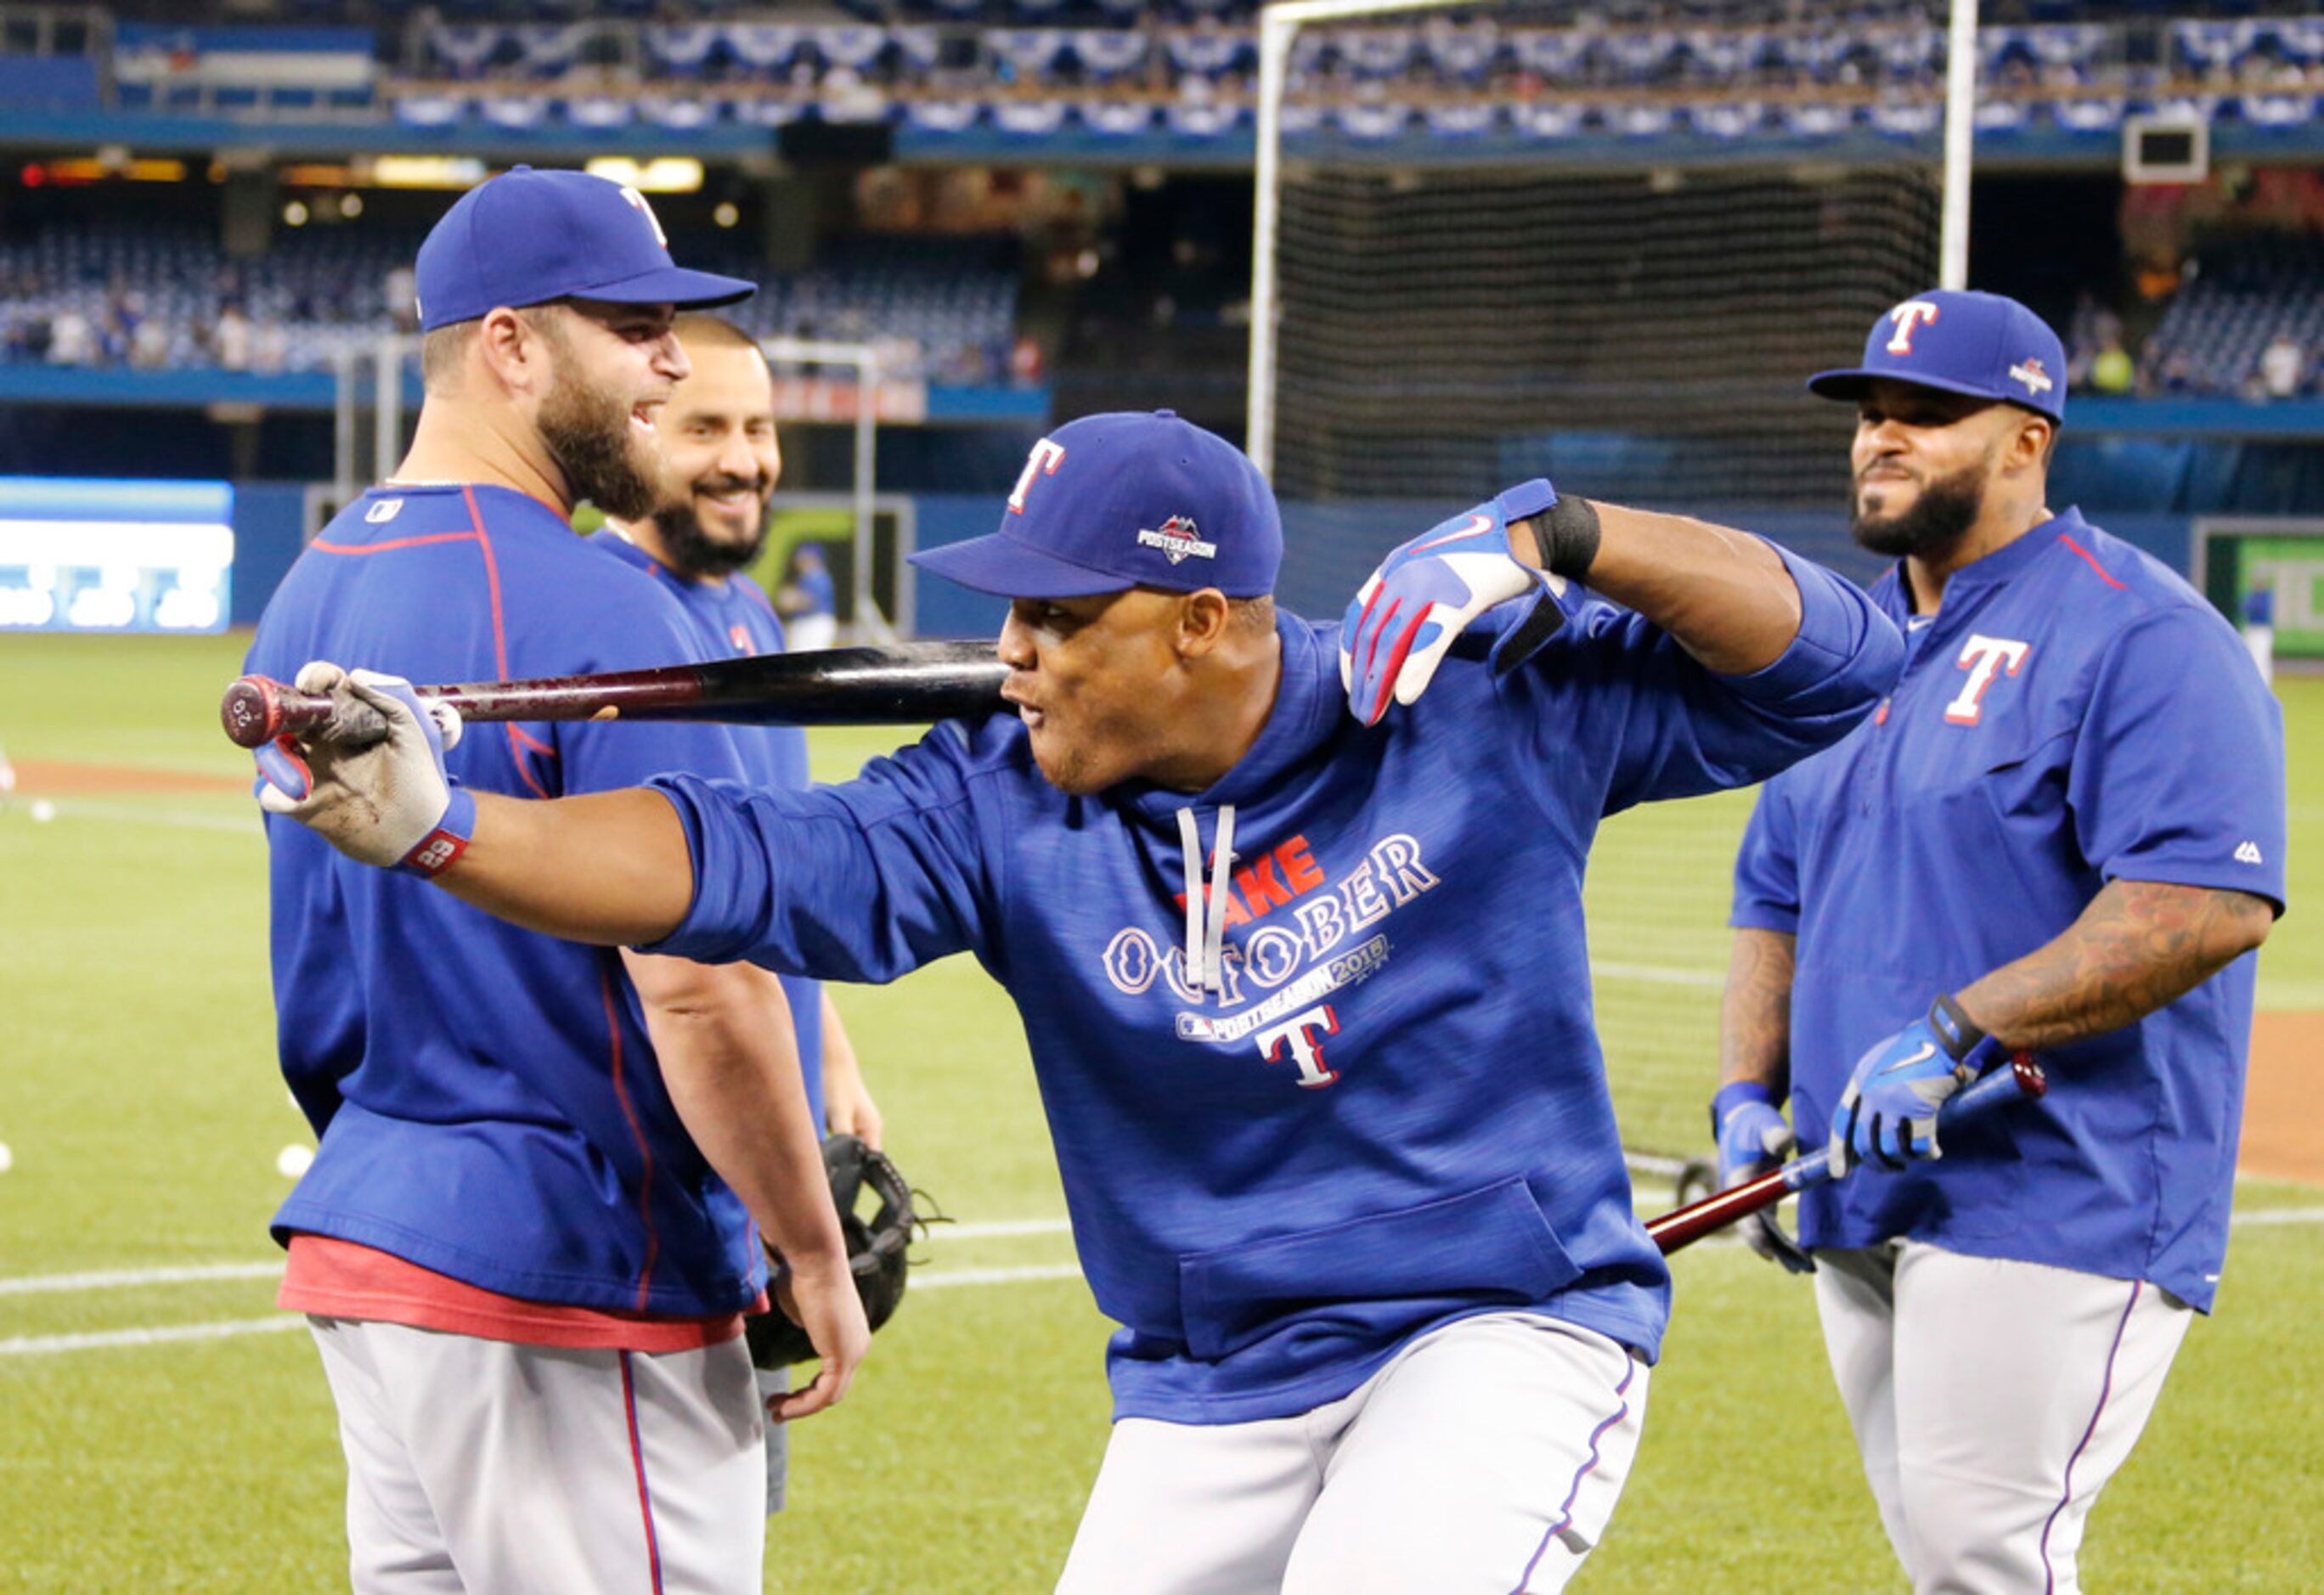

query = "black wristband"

[1531,496,1601,580]
[1926,992,1986,1062]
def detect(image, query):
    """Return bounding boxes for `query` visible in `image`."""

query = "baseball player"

[1713,290,2285,1592]
[259,409,1905,1592]
[245,167,868,1593]
[592,312,885,1513]
[592,312,884,1152]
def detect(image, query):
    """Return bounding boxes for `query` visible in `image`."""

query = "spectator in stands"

[47,307,93,367]
[2259,331,2305,400]
[212,302,253,372]
[386,264,420,335]
[251,318,289,375]
[776,543,837,651]
[130,314,171,371]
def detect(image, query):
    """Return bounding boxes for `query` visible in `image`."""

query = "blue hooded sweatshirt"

[648,547,1904,1423]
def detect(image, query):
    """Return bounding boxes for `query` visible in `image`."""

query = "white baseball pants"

[1057,1312,1649,1595]
[1814,1243,2191,1595]
[307,1316,768,1594]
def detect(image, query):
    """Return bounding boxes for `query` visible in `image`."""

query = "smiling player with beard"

[1713,290,2285,1592]
[593,316,887,1513]
[245,169,866,1595]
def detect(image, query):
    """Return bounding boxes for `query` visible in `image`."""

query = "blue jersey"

[250,484,766,1317]
[1732,510,2287,1310]
[590,531,826,1129]
[645,545,1902,1423]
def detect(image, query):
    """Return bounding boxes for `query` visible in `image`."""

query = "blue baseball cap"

[910,411,1282,599]
[413,165,754,332]
[1809,289,2067,426]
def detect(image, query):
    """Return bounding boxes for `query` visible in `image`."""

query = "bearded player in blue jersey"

[260,407,1904,1592]
[1713,291,2284,1593]
[246,169,866,1594]
[593,313,884,1154]
[594,313,886,1516]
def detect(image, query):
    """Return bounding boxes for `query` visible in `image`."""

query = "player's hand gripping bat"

[221,640,1010,749]
[1646,1051,2047,1257]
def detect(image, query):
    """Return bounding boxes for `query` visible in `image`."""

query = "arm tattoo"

[1958,881,2274,1053]
[1719,928,1797,1093]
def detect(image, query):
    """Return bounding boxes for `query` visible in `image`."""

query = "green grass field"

[2,631,2317,1592]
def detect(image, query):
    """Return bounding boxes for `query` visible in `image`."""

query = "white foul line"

[0,1316,306,1357]
[0,1219,1076,1300]
[0,1263,1089,1360]
[0,1260,283,1297]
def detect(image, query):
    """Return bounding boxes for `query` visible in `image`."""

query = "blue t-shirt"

[645,544,1903,1423]
[250,484,765,1316]
[589,530,828,1129]
[1731,510,2287,1310]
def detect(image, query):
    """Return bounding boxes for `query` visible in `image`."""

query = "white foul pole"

[1246,0,1471,480]
[1940,0,1979,290]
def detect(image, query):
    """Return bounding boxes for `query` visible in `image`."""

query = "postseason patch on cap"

[2008,357,2055,399]
[1137,515,1216,565]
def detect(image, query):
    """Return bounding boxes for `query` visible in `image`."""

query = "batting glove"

[1828,995,1997,1175]
[256,663,473,876]
[1339,479,1576,726]
[1711,1081,1814,1274]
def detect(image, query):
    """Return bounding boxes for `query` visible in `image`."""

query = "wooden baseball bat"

[1645,1051,2047,1256]
[221,640,1010,750]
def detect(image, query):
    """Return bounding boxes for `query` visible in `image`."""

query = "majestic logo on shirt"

[1100,831,1441,1091]
[1885,300,1941,355]
[2009,358,2055,397]
[1137,515,1216,565]
[1943,634,2031,726]
[2236,840,2265,865]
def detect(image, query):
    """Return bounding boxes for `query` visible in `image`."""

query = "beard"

[1850,458,1987,561]
[536,358,658,524]
[648,475,771,580]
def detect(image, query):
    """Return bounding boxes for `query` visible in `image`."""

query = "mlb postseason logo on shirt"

[1137,515,1216,565]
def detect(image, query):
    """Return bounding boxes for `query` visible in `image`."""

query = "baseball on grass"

[0,1141,14,1175]
[29,799,56,823]
[277,1143,315,1179]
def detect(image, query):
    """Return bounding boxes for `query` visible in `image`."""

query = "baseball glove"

[746,1135,922,1369]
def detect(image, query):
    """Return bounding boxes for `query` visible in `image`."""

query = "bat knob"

[2009,1051,2048,1099]
[221,677,284,749]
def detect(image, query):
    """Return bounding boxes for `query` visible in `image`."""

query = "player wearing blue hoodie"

[260,410,1902,1593]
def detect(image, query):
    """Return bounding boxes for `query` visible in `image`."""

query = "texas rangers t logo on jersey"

[1137,515,1216,565]
[1886,300,1942,354]
[1008,437,1068,514]
[1944,634,2031,725]
[2009,358,2054,397]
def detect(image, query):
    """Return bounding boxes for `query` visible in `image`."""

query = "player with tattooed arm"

[1715,290,2285,1593]
[261,409,1903,1592]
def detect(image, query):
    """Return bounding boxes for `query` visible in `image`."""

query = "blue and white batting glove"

[1828,995,1997,1175]
[255,663,472,876]
[1339,478,1571,725]
[1711,1081,1814,1274]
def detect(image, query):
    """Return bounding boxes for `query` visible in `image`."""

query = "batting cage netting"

[1254,4,1948,1167]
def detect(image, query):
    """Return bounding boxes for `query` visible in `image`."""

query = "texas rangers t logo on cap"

[1137,515,1216,565]
[1886,301,1942,354]
[618,184,668,247]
